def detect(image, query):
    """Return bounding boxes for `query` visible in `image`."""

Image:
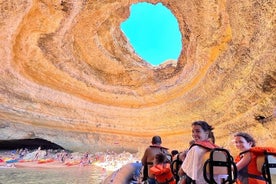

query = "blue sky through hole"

[120,2,182,66]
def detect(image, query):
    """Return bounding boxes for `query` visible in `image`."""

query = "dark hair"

[155,153,166,164]
[152,136,162,144]
[234,132,256,147]
[192,121,215,143]
[171,150,179,156]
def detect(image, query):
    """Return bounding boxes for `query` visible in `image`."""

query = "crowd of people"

[0,148,139,171]
[1,120,275,184]
[140,120,276,184]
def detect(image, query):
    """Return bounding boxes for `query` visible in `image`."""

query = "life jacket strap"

[156,176,174,184]
[239,170,266,181]
[247,173,266,181]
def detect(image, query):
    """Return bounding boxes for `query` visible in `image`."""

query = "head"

[234,132,256,152]
[191,121,215,142]
[154,153,166,164]
[152,135,162,145]
[171,150,179,157]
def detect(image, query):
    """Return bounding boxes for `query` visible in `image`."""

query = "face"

[192,125,209,141]
[234,136,253,152]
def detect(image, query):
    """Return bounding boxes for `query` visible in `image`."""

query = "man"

[141,136,170,184]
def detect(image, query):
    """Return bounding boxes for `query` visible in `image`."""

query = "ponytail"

[209,131,215,144]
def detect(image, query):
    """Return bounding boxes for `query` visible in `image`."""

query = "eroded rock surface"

[0,0,275,153]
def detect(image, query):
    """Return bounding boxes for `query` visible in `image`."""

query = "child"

[233,132,266,184]
[150,153,176,184]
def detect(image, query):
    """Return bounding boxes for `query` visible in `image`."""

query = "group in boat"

[123,120,276,184]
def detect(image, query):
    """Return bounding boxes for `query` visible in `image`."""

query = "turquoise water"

[0,166,110,184]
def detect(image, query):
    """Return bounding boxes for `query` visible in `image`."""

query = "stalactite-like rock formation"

[0,0,275,153]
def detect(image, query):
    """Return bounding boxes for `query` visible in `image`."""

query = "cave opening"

[120,2,182,66]
[0,138,65,150]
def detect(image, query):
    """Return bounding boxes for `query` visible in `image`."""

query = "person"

[79,152,90,166]
[178,140,195,162]
[178,120,219,184]
[171,150,179,160]
[233,132,266,184]
[141,135,170,184]
[150,153,176,184]
[170,140,195,183]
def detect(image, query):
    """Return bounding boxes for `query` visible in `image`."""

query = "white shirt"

[181,145,208,184]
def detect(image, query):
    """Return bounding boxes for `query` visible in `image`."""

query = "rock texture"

[0,0,275,154]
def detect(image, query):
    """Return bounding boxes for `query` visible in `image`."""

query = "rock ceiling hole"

[120,2,182,66]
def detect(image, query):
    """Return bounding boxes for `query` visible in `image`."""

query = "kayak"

[6,159,19,164]
[37,159,55,164]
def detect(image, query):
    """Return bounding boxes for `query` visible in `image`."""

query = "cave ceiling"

[0,0,275,153]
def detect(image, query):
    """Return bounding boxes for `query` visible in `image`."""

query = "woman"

[178,120,218,184]
[150,153,176,184]
[234,132,266,184]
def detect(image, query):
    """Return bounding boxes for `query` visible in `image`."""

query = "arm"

[236,152,251,171]
[179,150,188,161]
[178,167,185,176]
[141,148,149,166]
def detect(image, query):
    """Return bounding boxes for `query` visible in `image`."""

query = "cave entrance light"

[120,2,182,66]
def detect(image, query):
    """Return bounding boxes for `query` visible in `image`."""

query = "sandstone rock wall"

[0,0,275,154]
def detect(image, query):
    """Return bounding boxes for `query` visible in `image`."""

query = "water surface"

[0,166,110,184]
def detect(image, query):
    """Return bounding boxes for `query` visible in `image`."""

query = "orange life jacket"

[150,163,176,184]
[235,147,276,184]
[190,140,219,150]
[142,144,171,181]
[250,147,276,155]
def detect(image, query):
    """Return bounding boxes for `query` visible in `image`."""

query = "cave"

[0,138,64,150]
[0,0,275,153]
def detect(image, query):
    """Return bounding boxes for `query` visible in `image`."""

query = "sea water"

[0,150,140,184]
[0,166,110,184]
